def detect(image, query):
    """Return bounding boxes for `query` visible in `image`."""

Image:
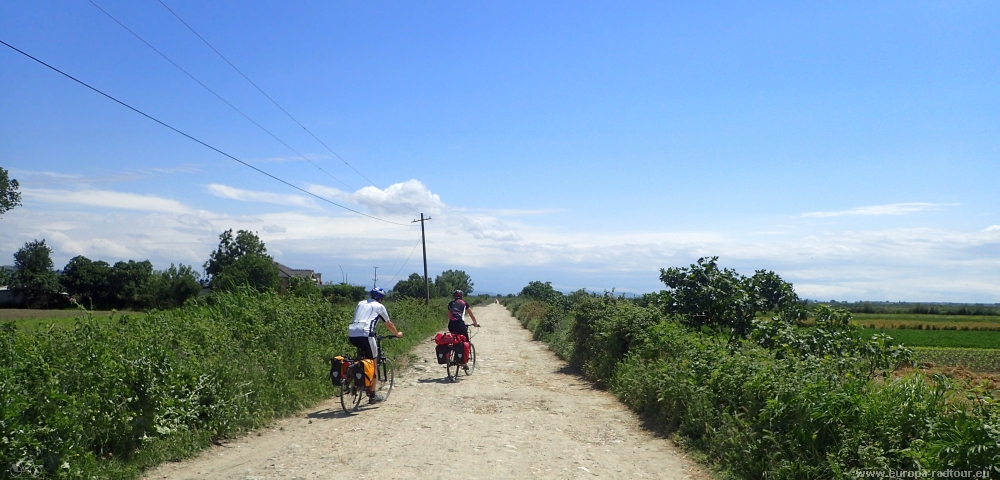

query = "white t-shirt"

[348,299,391,337]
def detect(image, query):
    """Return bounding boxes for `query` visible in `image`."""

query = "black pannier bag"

[435,344,452,364]
[330,356,350,386]
[349,361,367,385]
[452,341,471,365]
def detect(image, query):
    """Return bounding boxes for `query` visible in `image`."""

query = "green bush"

[510,291,1000,477]
[569,294,659,386]
[321,282,368,304]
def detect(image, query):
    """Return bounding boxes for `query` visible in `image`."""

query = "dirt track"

[145,304,709,479]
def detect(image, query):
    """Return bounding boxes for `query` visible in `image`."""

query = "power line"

[86,0,409,217]
[0,39,411,227]
[384,231,423,286]
[156,0,420,215]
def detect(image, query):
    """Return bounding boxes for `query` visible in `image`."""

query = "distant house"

[0,265,20,306]
[275,262,322,291]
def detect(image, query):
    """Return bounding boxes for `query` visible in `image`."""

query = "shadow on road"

[305,408,352,420]
[555,364,584,376]
[554,364,603,391]
[416,376,453,384]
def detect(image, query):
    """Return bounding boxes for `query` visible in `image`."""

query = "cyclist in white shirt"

[348,287,402,403]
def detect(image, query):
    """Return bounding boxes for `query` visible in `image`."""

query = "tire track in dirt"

[144,304,710,479]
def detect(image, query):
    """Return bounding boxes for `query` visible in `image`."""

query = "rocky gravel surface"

[144,304,711,480]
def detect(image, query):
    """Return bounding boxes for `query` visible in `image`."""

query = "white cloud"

[255,154,327,163]
[802,202,958,218]
[10,170,84,179]
[305,184,350,202]
[23,188,193,214]
[148,165,200,174]
[207,184,317,209]
[463,208,564,217]
[3,182,999,302]
[351,180,444,216]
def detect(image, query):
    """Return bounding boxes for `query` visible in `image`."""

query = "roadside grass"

[508,297,1000,474]
[378,297,450,361]
[0,309,120,321]
[0,308,140,332]
[0,292,448,479]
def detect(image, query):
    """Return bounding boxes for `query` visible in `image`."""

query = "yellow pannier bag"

[360,358,376,388]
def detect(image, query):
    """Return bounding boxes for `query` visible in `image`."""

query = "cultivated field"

[853,314,1000,373]
[852,313,1000,331]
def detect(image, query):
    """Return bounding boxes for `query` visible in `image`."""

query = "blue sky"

[1,1,998,301]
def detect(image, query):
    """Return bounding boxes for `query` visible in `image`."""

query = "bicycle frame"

[338,335,396,413]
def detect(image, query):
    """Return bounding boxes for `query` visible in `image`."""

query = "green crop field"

[913,347,1000,373]
[872,328,1000,349]
[851,313,1000,330]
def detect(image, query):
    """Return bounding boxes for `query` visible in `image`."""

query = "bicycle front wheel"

[462,343,476,376]
[376,357,394,401]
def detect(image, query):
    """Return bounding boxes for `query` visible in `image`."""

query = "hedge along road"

[145,304,710,480]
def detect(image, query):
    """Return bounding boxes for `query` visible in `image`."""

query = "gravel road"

[145,303,710,479]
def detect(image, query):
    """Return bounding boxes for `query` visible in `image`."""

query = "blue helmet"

[370,287,386,300]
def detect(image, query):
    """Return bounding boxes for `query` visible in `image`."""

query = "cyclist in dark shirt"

[447,290,479,345]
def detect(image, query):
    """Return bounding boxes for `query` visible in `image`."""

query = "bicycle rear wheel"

[340,369,363,413]
[446,360,460,382]
[462,343,476,376]
[376,357,394,401]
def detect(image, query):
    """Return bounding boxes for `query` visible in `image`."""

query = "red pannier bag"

[435,332,458,345]
[452,341,471,365]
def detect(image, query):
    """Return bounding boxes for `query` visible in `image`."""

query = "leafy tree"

[320,282,368,304]
[750,305,913,377]
[204,229,268,277]
[434,269,473,296]
[211,254,279,293]
[0,266,11,288]
[391,273,427,299]
[204,229,279,293]
[286,275,321,298]
[61,255,112,309]
[519,280,560,301]
[658,256,798,337]
[749,269,800,314]
[0,166,21,216]
[10,239,61,308]
[149,263,201,309]
[109,260,154,309]
[567,288,593,304]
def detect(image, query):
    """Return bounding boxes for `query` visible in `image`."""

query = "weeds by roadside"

[0,289,444,479]
[505,292,1000,478]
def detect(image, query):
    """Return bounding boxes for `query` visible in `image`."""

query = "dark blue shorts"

[448,320,469,341]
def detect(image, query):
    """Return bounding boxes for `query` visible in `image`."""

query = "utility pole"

[412,213,432,305]
[372,266,379,288]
